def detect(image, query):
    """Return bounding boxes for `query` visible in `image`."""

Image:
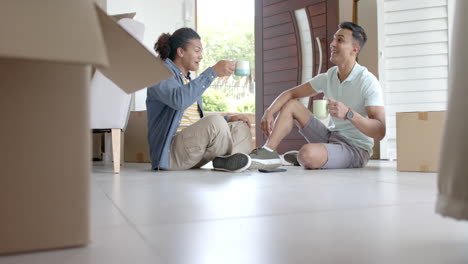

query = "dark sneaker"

[249,148,283,170]
[213,153,252,172]
[283,150,300,166]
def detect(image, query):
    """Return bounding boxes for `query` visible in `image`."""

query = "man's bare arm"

[265,82,319,115]
[261,82,320,136]
[349,106,386,141]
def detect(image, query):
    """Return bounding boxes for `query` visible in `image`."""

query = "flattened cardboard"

[111,12,137,21]
[396,111,445,172]
[0,0,107,66]
[124,111,151,163]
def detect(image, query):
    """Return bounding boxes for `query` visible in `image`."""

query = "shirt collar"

[165,58,191,80]
[336,62,361,83]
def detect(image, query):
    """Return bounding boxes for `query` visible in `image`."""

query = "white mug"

[234,61,250,76]
[313,99,329,119]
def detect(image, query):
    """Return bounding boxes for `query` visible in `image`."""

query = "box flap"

[111,12,137,21]
[95,6,173,93]
[0,0,108,66]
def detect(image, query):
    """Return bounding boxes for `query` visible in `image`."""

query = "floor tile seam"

[332,174,437,190]
[91,180,403,196]
[134,201,436,228]
[375,180,437,191]
[94,181,170,264]
[329,174,402,185]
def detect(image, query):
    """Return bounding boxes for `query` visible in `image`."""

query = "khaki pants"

[169,115,252,170]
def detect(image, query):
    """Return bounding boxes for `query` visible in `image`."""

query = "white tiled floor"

[2,160,468,264]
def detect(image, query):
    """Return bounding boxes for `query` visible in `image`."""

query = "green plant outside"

[198,20,255,113]
[202,90,254,113]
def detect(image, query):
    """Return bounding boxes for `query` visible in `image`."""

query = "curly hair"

[154,28,201,60]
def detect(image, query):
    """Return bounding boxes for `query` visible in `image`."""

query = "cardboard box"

[0,1,171,255]
[396,111,445,172]
[370,140,380,160]
[92,133,104,160]
[124,111,151,163]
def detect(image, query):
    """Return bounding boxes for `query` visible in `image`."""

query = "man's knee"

[230,121,252,153]
[281,99,303,113]
[203,114,226,124]
[281,99,311,127]
[298,144,328,169]
[231,121,251,135]
[202,114,229,132]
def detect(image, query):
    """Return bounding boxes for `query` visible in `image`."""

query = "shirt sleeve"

[308,73,327,94]
[147,67,217,111]
[363,75,384,107]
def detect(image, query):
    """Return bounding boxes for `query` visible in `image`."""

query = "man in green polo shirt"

[249,21,386,169]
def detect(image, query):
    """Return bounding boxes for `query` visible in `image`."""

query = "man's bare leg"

[298,143,328,169]
[264,99,312,150]
[249,99,312,169]
[263,99,329,169]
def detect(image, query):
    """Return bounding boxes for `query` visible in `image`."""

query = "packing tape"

[420,164,430,172]
[418,112,428,121]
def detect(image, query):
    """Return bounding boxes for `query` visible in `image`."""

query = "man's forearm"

[265,91,293,115]
[266,82,318,115]
[349,111,386,141]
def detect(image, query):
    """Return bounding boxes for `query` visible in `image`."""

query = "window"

[196,0,255,113]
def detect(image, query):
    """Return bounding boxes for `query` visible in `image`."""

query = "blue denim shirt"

[146,59,217,169]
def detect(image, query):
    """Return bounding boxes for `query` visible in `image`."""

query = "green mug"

[313,99,329,119]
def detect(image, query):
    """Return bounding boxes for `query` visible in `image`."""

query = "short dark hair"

[154,27,201,60]
[339,21,367,52]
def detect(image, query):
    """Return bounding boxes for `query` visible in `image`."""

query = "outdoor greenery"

[202,90,256,113]
[202,90,228,112]
[198,22,255,113]
[234,95,255,112]
[198,23,254,75]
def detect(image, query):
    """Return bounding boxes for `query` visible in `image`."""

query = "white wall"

[107,0,196,110]
[338,0,378,77]
[358,0,378,78]
[339,0,353,24]
[378,0,450,159]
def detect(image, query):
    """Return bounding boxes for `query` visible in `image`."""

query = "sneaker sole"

[213,153,252,172]
[249,158,283,170]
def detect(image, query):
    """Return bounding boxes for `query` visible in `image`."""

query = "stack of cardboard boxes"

[0,1,171,254]
[124,111,152,163]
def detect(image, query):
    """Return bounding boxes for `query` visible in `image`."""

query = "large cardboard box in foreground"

[396,111,445,172]
[124,111,151,163]
[0,1,171,255]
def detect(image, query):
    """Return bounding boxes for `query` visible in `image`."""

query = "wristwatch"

[345,108,354,120]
